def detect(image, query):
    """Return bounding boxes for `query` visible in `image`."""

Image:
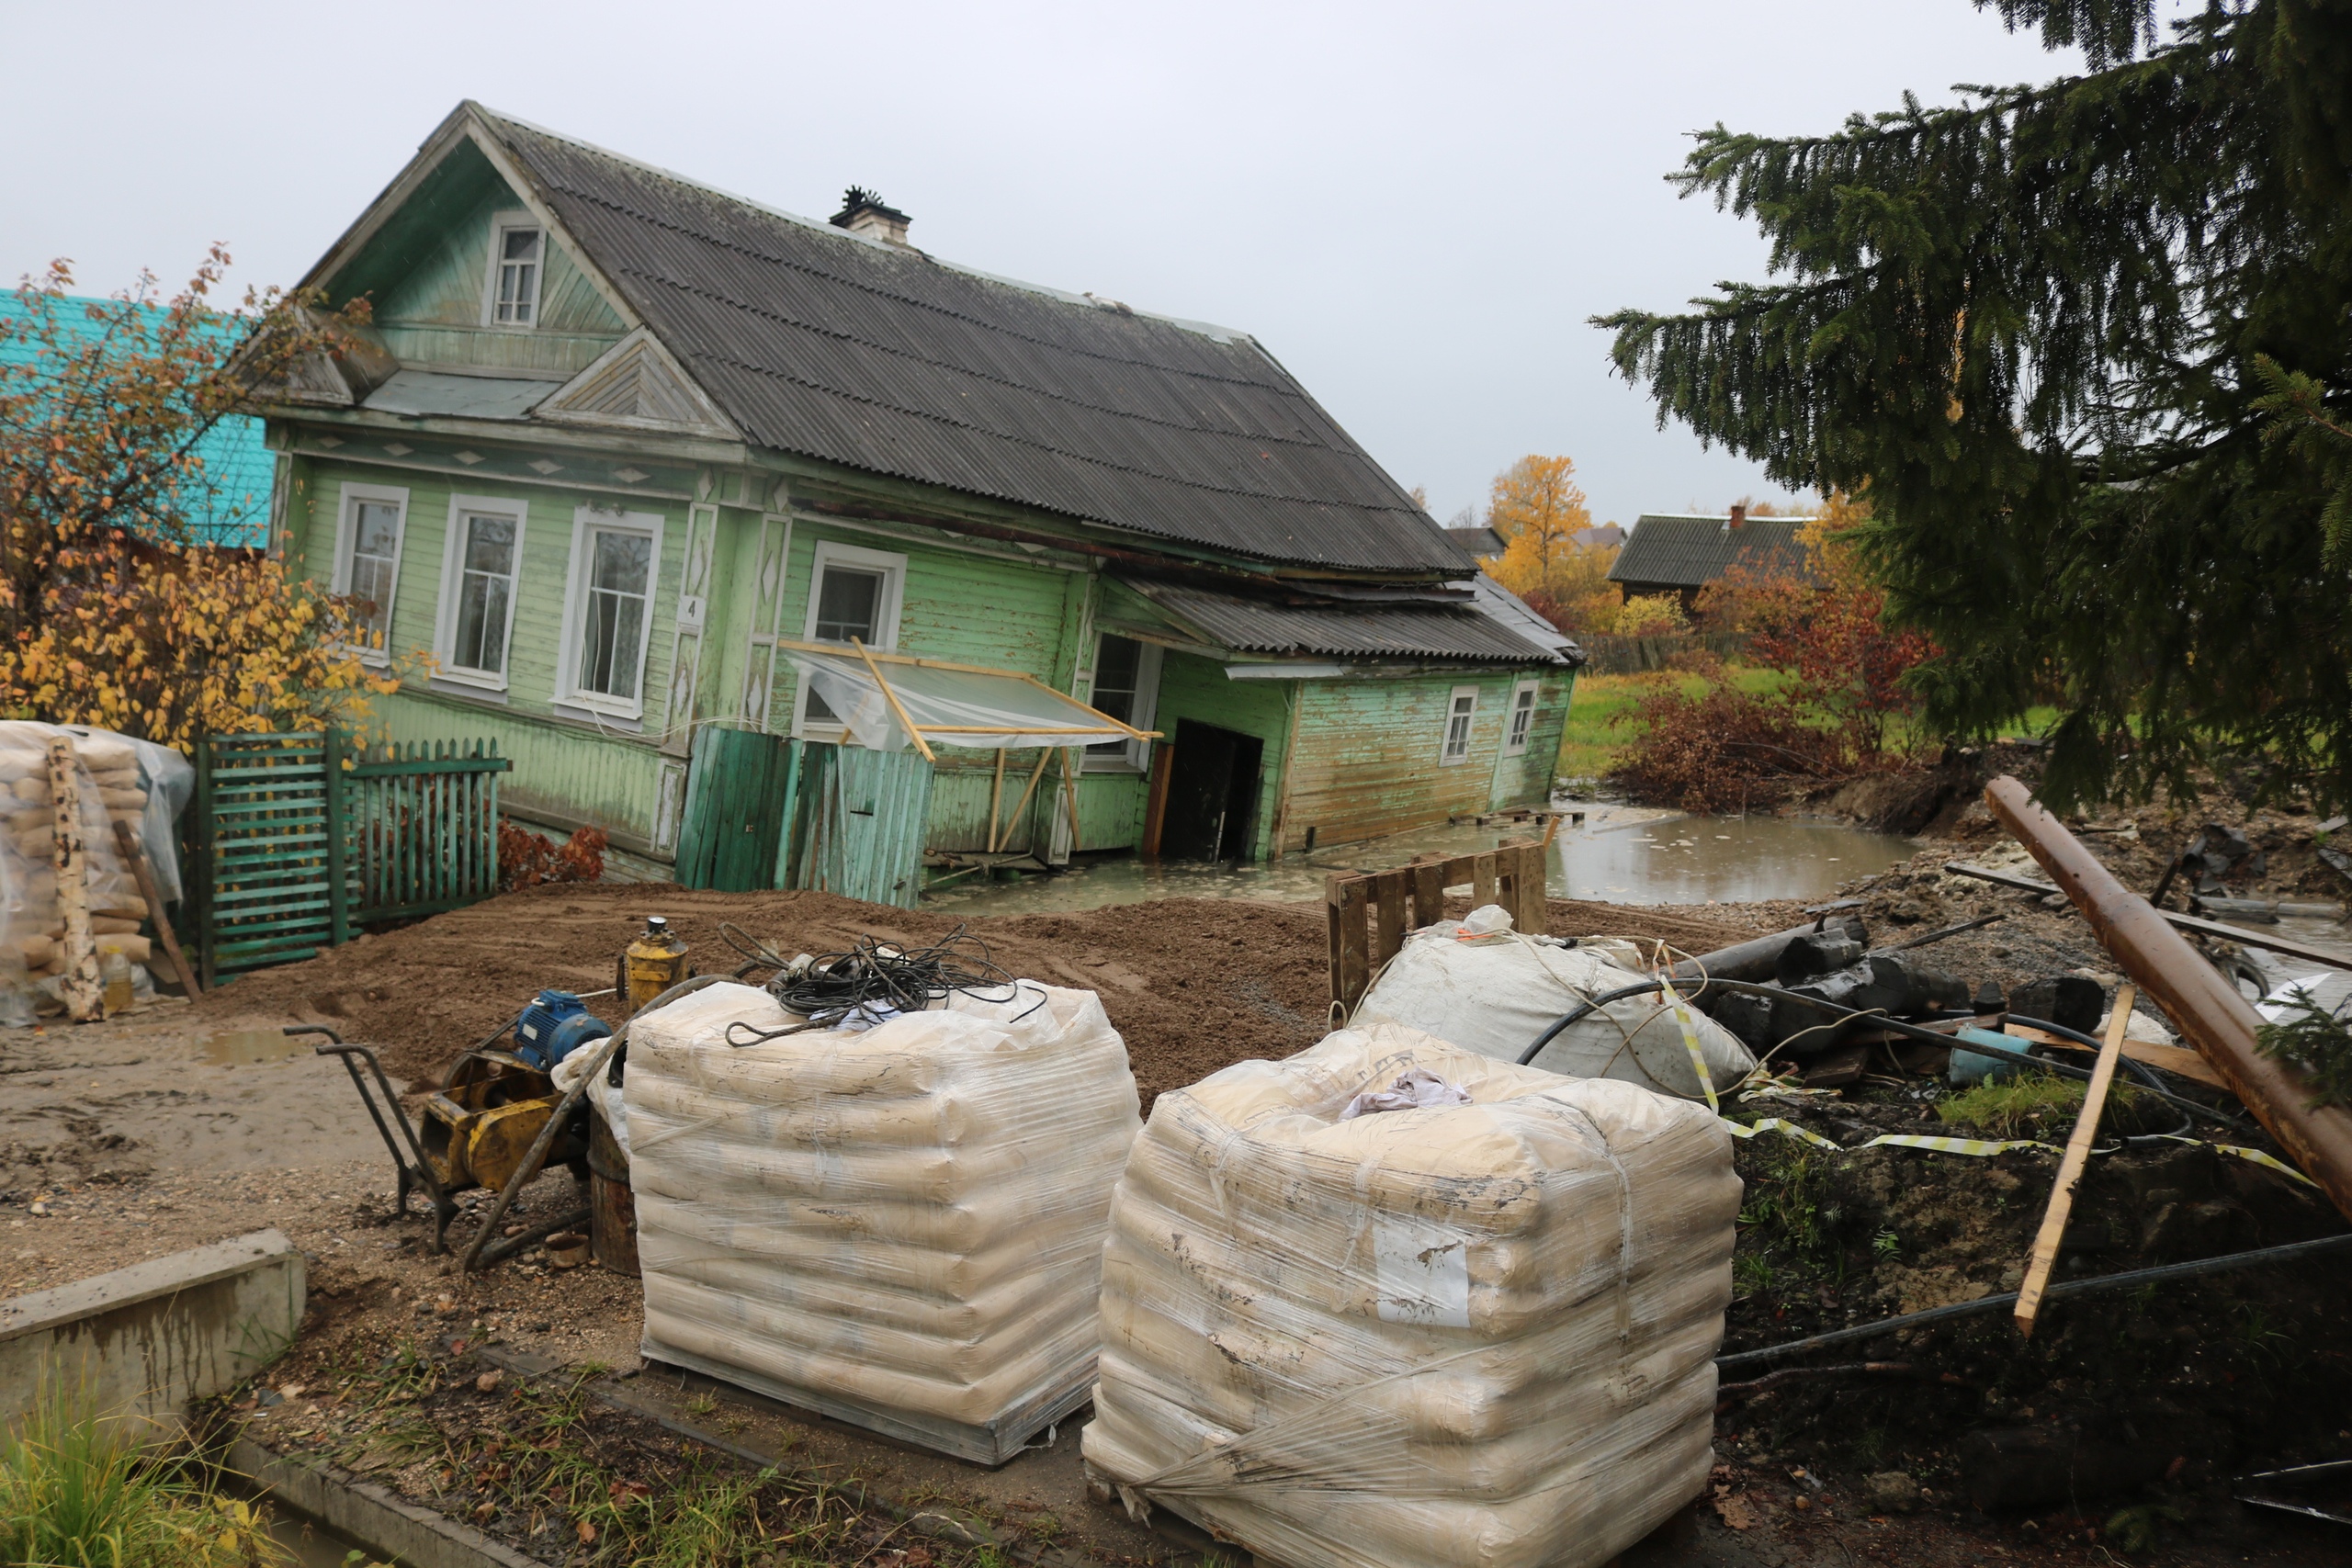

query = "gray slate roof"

[1128,581,1569,665]
[474,108,1466,576]
[1609,513,1817,591]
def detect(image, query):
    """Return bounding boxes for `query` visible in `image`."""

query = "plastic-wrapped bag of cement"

[0,723,186,1010]
[1083,1024,1738,1568]
[626,978,1142,1463]
[1351,906,1754,1099]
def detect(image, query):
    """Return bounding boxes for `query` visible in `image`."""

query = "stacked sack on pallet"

[625,978,1143,1463]
[1351,904,1755,1100]
[1083,1025,1740,1568]
[0,723,190,1005]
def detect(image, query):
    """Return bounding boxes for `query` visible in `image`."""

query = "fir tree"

[1597,0,2352,811]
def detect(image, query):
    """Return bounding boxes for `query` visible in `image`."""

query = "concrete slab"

[0,1227,303,1433]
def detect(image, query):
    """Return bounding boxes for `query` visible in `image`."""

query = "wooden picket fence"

[189,732,508,983]
[1325,840,1549,1019]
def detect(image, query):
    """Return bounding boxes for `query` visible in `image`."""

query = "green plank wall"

[288,459,688,845]
[1281,669,1555,851]
[370,176,628,376]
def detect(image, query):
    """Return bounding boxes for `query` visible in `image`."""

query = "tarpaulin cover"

[1350,908,1756,1099]
[784,648,1139,751]
[1082,1025,1738,1568]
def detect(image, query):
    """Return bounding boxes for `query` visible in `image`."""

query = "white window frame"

[792,540,908,741]
[556,506,665,720]
[481,210,546,329]
[1439,684,1479,766]
[1503,678,1539,756]
[1081,632,1163,773]
[433,493,529,691]
[330,480,409,667]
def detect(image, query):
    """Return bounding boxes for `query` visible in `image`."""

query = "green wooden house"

[252,103,1579,887]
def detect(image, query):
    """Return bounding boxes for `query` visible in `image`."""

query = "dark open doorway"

[1158,719,1263,861]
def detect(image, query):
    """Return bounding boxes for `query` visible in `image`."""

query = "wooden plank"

[1409,860,1446,931]
[1515,841,1549,935]
[2016,985,2137,1338]
[1142,744,1174,856]
[2012,1025,2233,1091]
[1472,851,1498,908]
[1328,874,1370,1018]
[988,749,1006,852]
[1371,868,1408,966]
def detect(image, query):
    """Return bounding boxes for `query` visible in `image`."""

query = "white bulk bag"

[1351,908,1754,1099]
[1083,1025,1739,1568]
[627,978,1142,1463]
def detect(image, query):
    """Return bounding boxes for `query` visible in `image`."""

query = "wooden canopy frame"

[772,637,1160,764]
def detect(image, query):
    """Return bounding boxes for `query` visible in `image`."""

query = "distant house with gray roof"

[1609,508,1818,614]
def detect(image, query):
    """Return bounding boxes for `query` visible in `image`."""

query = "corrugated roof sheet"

[1470,574,1586,666]
[0,292,274,547]
[1609,513,1818,590]
[1130,581,1567,665]
[475,108,1467,575]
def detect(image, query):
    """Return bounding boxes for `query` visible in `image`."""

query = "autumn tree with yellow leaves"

[1477,454,1624,634]
[0,256,400,750]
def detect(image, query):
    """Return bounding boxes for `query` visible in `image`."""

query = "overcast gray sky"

[3,1,2097,531]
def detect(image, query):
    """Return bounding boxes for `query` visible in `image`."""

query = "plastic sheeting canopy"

[781,642,1154,756]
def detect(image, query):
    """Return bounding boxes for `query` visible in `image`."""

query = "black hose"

[1715,1231,2352,1371]
[1520,978,2241,1129]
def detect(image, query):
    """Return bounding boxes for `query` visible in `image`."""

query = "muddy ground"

[173,886,1793,1111]
[6,820,2351,1565]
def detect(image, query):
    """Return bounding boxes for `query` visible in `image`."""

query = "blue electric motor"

[513,988,612,1071]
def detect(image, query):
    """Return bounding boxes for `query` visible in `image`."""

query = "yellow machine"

[418,1049,584,1193]
[618,915,690,1014]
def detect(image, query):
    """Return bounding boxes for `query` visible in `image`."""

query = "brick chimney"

[830,186,910,247]
[1727,503,1748,530]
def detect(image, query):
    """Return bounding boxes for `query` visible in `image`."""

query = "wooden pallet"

[1326,840,1547,1018]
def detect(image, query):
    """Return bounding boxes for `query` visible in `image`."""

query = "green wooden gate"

[672,733,933,908]
[190,731,509,982]
[788,742,934,908]
[674,727,800,892]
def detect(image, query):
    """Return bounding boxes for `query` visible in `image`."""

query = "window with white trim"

[1440,685,1479,765]
[1084,633,1162,772]
[1504,680,1538,756]
[559,508,663,716]
[436,496,526,686]
[796,541,907,739]
[332,482,408,664]
[483,213,544,326]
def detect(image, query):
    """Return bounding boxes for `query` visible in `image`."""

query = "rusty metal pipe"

[1984,776,2352,1224]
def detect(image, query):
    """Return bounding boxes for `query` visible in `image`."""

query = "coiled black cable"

[722,923,1045,1046]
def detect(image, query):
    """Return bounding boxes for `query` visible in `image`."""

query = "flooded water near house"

[922,799,1917,915]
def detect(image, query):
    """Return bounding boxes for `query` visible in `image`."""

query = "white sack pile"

[626,979,1143,1463]
[1351,906,1755,1099]
[1083,1024,1740,1568]
[0,725,170,982]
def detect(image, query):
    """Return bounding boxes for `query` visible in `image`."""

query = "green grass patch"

[1939,1070,2144,1139]
[1,1382,289,1567]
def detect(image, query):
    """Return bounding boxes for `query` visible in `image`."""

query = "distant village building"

[246,103,1580,879]
[1607,506,1817,615]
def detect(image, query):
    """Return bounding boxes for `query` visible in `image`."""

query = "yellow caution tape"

[2147,1134,2322,1189]
[1857,1133,2064,1157]
[1720,1119,2319,1184]
[1722,1117,1842,1150]
[1659,975,1718,1113]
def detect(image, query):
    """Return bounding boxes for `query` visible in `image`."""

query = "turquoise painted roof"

[0,290,274,547]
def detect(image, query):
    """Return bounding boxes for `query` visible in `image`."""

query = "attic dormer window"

[484,214,543,326]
